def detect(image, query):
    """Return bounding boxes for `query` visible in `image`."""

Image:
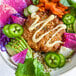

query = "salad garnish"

[73,20,76,33]
[62,14,75,25]
[11,49,28,65]
[3,24,24,38]
[59,46,74,58]
[45,52,61,68]
[24,5,39,17]
[32,0,39,5]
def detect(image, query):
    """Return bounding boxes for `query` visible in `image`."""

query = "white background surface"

[0,54,76,76]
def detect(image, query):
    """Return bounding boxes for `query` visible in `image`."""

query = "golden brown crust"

[22,11,65,52]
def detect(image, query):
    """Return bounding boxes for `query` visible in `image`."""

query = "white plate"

[0,50,76,76]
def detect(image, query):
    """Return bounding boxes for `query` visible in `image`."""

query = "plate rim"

[0,49,76,76]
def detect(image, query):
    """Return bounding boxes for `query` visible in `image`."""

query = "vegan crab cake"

[22,11,66,52]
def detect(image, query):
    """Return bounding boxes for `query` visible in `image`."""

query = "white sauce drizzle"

[28,13,66,47]
[45,24,66,47]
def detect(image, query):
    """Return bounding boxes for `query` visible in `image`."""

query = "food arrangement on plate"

[0,0,76,76]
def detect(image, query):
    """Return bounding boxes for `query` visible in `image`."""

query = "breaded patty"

[22,11,65,52]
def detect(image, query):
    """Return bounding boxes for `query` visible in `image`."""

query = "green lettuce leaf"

[15,58,35,76]
[70,8,76,17]
[15,58,50,76]
[33,58,50,76]
[60,0,70,6]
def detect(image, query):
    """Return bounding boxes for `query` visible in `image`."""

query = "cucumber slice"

[24,8,30,17]
[73,20,76,33]
[59,46,74,58]
[27,5,39,14]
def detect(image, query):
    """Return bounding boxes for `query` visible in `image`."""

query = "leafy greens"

[15,58,35,76]
[15,58,50,76]
[33,58,50,76]
[70,8,76,17]
[60,0,70,6]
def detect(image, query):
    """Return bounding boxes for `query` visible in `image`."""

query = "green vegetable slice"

[70,8,76,17]
[60,0,70,7]
[67,24,73,33]
[9,24,23,37]
[15,58,35,76]
[62,14,75,25]
[24,8,30,17]
[27,5,39,14]
[20,37,33,59]
[32,0,39,5]
[59,46,74,58]
[45,52,60,68]
[68,0,76,8]
[73,20,76,33]
[58,54,66,68]
[15,58,50,76]
[33,58,50,76]
[5,44,17,56]
[3,24,13,38]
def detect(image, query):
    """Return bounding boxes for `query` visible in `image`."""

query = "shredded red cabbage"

[0,27,10,52]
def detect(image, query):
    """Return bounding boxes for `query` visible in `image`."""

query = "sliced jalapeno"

[32,0,39,5]
[9,24,23,37]
[58,54,66,68]
[3,24,13,38]
[62,14,75,25]
[45,52,60,68]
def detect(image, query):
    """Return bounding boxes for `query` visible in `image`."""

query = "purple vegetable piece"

[0,4,17,27]
[63,39,76,51]
[6,37,10,42]
[6,13,22,24]
[12,13,27,19]
[63,33,76,41]
[63,33,76,51]
[11,49,28,64]
[7,17,13,24]
[2,0,27,13]
[11,15,26,25]
[25,0,32,6]
[1,46,7,52]
[0,27,10,52]
[12,13,21,17]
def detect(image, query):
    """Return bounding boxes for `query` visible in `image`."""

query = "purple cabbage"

[11,15,26,25]
[12,13,22,17]
[0,27,10,52]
